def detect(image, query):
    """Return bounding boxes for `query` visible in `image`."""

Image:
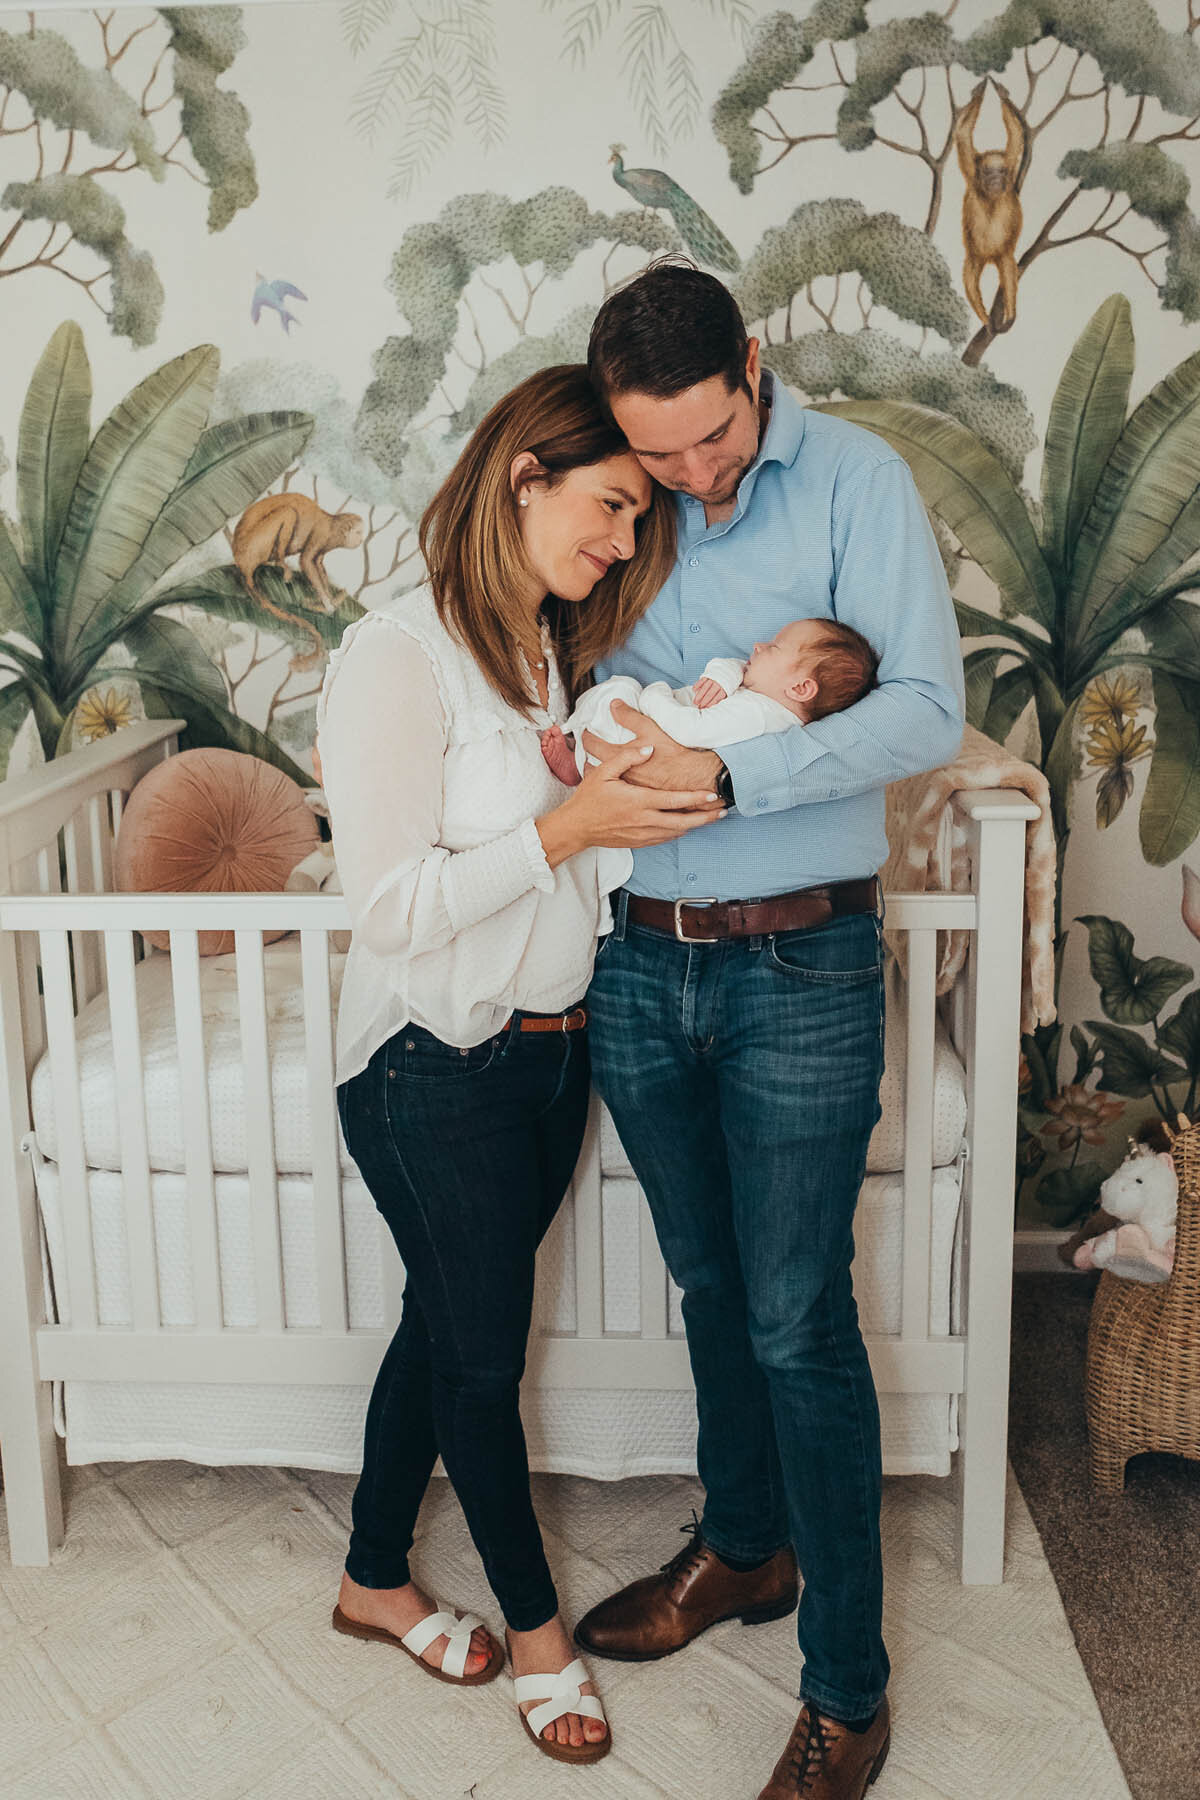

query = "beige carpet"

[1,1457,1128,1799]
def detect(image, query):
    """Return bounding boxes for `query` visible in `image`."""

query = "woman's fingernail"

[705,792,718,801]
[639,745,653,756]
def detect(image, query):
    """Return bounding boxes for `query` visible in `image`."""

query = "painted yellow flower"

[76,687,134,743]
[1084,715,1150,771]
[1039,1083,1124,1151]
[1079,673,1140,730]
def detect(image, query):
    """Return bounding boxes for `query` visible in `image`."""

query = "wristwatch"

[715,760,736,807]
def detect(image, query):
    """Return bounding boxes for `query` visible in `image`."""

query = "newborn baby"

[541,617,878,788]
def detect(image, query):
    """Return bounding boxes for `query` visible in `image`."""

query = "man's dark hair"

[588,258,750,406]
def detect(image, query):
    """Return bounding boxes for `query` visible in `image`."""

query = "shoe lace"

[786,1708,833,1794]
[658,1509,708,1584]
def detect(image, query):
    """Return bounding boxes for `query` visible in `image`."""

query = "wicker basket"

[1085,1112,1200,1492]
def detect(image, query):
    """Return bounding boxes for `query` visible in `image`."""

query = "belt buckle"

[674,896,719,943]
[562,1005,587,1032]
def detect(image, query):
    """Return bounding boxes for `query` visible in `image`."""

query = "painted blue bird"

[251,274,308,334]
[609,145,740,272]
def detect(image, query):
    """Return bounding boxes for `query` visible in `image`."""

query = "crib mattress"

[29,942,967,1178]
[36,1156,963,1478]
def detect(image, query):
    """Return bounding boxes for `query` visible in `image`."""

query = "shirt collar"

[752,369,806,473]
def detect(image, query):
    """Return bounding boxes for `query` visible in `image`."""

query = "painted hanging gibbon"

[954,78,1030,331]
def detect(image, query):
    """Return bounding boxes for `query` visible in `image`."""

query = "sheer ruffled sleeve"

[318,616,553,962]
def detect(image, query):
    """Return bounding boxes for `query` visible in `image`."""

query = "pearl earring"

[519,493,529,507]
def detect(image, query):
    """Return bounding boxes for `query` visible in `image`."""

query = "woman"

[317,365,724,1766]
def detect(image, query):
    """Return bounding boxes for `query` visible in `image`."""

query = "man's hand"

[692,677,725,710]
[581,699,722,795]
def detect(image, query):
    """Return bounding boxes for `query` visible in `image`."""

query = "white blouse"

[316,584,611,1086]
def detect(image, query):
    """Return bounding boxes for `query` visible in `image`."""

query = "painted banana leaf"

[16,321,92,614]
[90,613,314,785]
[0,514,42,643]
[1039,295,1133,588]
[63,411,314,691]
[151,562,365,657]
[51,345,219,672]
[1067,344,1200,670]
[1139,671,1200,866]
[814,399,1057,631]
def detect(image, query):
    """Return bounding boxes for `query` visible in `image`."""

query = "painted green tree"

[820,294,1200,1222]
[713,0,1200,366]
[0,321,350,783]
[0,8,257,345]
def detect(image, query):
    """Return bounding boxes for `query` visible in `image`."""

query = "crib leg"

[0,1383,64,1566]
[0,929,66,1565]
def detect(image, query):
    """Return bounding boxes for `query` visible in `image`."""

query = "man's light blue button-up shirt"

[593,374,966,901]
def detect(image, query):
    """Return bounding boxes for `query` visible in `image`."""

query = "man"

[574,262,965,1800]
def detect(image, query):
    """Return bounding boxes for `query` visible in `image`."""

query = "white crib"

[0,721,1036,1583]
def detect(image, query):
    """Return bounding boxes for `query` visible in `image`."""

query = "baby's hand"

[693,677,725,710]
[540,723,582,787]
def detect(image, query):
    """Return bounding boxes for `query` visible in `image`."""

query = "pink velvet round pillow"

[114,748,320,954]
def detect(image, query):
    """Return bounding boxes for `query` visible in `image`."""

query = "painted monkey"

[954,78,1029,330]
[232,494,365,667]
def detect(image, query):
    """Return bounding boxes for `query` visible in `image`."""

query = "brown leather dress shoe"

[758,1698,890,1798]
[574,1516,798,1662]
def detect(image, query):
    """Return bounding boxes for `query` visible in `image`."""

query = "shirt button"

[756,796,768,809]
[688,557,699,567]
[689,622,701,634]
[686,872,697,884]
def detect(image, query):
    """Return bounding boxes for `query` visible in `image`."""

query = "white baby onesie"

[564,658,800,893]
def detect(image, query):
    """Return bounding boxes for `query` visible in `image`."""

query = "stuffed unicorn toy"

[1072,1140,1178,1283]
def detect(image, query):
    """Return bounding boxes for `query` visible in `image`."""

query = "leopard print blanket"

[881,724,1057,1035]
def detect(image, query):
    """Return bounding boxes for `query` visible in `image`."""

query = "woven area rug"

[1,1441,1127,1798]
[1009,1272,1200,1800]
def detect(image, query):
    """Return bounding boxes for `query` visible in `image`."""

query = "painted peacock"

[609,146,740,272]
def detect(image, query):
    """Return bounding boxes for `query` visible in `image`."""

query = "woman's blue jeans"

[335,1014,590,1630]
[587,894,890,1722]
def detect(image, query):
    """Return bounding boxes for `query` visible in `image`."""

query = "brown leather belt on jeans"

[624,877,880,943]
[502,1006,588,1033]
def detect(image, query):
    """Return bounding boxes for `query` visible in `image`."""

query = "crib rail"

[0,724,1037,1584]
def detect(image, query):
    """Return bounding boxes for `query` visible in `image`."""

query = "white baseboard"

[1013,1228,1073,1272]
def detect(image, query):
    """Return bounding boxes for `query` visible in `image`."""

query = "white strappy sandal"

[332,1599,503,1685]
[506,1633,611,1765]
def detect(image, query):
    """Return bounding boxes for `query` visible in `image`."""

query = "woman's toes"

[584,1717,607,1742]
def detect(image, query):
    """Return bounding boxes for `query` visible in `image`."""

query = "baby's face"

[742,620,824,707]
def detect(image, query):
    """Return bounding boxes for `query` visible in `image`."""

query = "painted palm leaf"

[52,345,219,671]
[0,515,43,644]
[16,322,92,611]
[149,563,365,658]
[0,676,31,776]
[1140,671,1200,866]
[1088,593,1200,688]
[1067,345,1200,666]
[952,598,1050,664]
[91,613,312,785]
[63,411,315,690]
[1040,295,1133,586]
[815,401,1057,632]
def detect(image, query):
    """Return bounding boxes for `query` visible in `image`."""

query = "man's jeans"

[336,1016,590,1630]
[587,893,890,1721]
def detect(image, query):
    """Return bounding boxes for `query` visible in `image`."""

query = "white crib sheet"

[30,942,966,1178]
[37,1155,962,1478]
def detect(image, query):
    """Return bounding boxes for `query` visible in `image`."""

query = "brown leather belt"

[624,877,880,943]
[501,1005,588,1033]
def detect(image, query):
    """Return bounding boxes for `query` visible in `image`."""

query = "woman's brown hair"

[418,364,676,715]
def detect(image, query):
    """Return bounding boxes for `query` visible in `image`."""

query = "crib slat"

[40,929,97,1331]
[235,929,285,1333]
[12,856,46,1078]
[63,811,102,1006]
[88,792,113,900]
[170,930,222,1330]
[639,1195,669,1340]
[104,930,159,1330]
[573,1095,605,1338]
[301,929,347,1334]
[901,927,937,1341]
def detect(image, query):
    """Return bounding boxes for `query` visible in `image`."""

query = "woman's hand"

[536,741,725,869]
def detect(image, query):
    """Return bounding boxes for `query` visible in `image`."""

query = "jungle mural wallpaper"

[3,0,1200,1233]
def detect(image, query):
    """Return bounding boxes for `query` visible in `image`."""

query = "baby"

[540,617,879,788]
